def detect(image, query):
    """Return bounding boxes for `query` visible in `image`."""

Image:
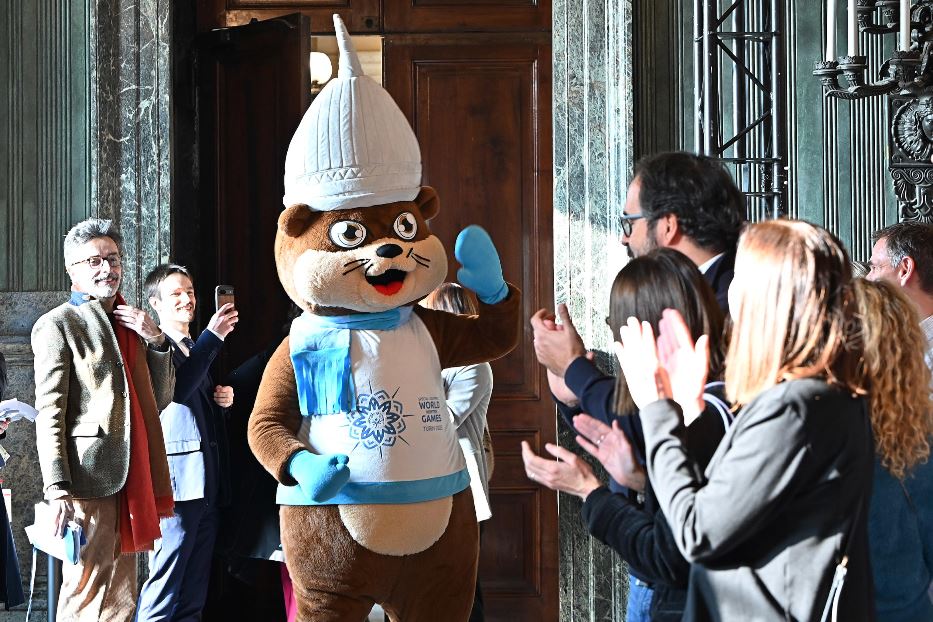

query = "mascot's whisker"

[343,259,370,276]
[413,258,430,269]
[412,253,430,263]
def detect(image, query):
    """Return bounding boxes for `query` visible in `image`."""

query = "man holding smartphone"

[137,264,238,621]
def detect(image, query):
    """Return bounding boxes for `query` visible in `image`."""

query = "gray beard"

[90,274,120,299]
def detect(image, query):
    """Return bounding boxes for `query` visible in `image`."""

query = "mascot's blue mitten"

[287,450,351,503]
[455,225,509,304]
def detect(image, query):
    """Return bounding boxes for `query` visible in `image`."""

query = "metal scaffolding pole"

[695,0,787,220]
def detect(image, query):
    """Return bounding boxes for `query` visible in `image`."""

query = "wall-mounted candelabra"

[814,0,933,223]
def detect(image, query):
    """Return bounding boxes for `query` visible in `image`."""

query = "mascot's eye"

[394,212,418,240]
[329,221,368,249]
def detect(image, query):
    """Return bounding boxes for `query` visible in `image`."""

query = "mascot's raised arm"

[246,14,522,622]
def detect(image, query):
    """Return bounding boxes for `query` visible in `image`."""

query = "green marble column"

[0,1,172,616]
[553,1,634,619]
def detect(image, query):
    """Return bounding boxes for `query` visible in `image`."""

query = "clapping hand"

[613,310,711,420]
[530,303,587,377]
[657,309,709,424]
[612,317,671,408]
[573,414,646,492]
[521,441,602,501]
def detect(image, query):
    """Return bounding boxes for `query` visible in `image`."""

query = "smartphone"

[215,285,235,312]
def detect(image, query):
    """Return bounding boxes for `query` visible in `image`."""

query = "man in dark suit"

[619,151,744,313]
[136,264,238,621]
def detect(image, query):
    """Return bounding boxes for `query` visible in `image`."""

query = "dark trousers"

[469,522,486,622]
[136,499,219,622]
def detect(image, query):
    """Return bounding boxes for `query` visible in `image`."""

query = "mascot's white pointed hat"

[282,14,422,211]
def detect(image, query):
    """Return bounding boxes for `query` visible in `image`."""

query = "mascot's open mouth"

[366,269,407,296]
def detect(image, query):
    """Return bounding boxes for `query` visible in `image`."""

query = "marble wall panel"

[553,0,634,619]
[89,0,172,306]
[0,0,171,616]
[0,291,68,619]
[0,0,89,293]
[673,0,898,256]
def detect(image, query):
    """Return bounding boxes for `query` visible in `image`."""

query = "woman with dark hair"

[853,279,933,622]
[615,220,874,620]
[523,248,729,621]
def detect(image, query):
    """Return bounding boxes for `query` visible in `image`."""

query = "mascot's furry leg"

[281,490,478,622]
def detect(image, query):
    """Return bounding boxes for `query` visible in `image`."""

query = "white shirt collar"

[160,325,192,356]
[921,314,933,351]
[920,315,933,343]
[697,252,725,275]
[921,315,933,392]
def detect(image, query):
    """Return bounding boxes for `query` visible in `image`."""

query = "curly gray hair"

[63,218,123,265]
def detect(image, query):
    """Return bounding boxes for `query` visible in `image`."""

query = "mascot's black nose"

[376,243,403,258]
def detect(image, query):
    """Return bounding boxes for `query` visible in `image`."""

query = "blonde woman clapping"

[615,221,876,622]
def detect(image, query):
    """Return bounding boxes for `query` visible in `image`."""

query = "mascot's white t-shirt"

[277,314,469,505]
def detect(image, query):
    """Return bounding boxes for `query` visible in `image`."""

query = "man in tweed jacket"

[33,218,175,621]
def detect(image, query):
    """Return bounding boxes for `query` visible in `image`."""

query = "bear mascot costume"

[247,15,522,621]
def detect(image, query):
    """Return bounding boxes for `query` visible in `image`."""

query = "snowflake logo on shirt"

[347,388,408,451]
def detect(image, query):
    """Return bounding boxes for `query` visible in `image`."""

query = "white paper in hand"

[25,503,85,564]
[0,399,38,423]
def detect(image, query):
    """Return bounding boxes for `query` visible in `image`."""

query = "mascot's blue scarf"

[289,307,414,416]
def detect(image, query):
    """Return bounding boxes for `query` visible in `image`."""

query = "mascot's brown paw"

[339,497,452,556]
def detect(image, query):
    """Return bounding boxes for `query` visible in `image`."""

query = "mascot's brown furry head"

[275,188,447,315]
[275,13,448,317]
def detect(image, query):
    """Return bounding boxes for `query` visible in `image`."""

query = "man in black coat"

[136,264,238,621]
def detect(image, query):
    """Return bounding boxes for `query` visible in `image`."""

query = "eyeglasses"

[619,213,645,237]
[70,254,122,269]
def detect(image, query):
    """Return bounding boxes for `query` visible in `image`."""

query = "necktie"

[181,336,196,352]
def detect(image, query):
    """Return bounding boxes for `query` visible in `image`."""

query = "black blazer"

[165,332,231,506]
[702,249,736,315]
[556,357,728,620]
[217,339,283,561]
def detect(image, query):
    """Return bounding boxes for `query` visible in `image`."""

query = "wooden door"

[185,14,310,373]
[385,35,556,621]
[383,1,550,33]
[197,0,381,33]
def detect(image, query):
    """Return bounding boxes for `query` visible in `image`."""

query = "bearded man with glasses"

[32,218,176,621]
[619,151,745,314]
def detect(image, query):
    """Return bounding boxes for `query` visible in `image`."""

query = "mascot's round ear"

[278,205,316,238]
[415,187,440,220]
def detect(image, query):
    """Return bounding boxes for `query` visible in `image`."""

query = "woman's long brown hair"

[725,220,862,406]
[608,248,725,415]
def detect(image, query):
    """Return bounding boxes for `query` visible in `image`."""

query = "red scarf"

[111,294,174,553]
